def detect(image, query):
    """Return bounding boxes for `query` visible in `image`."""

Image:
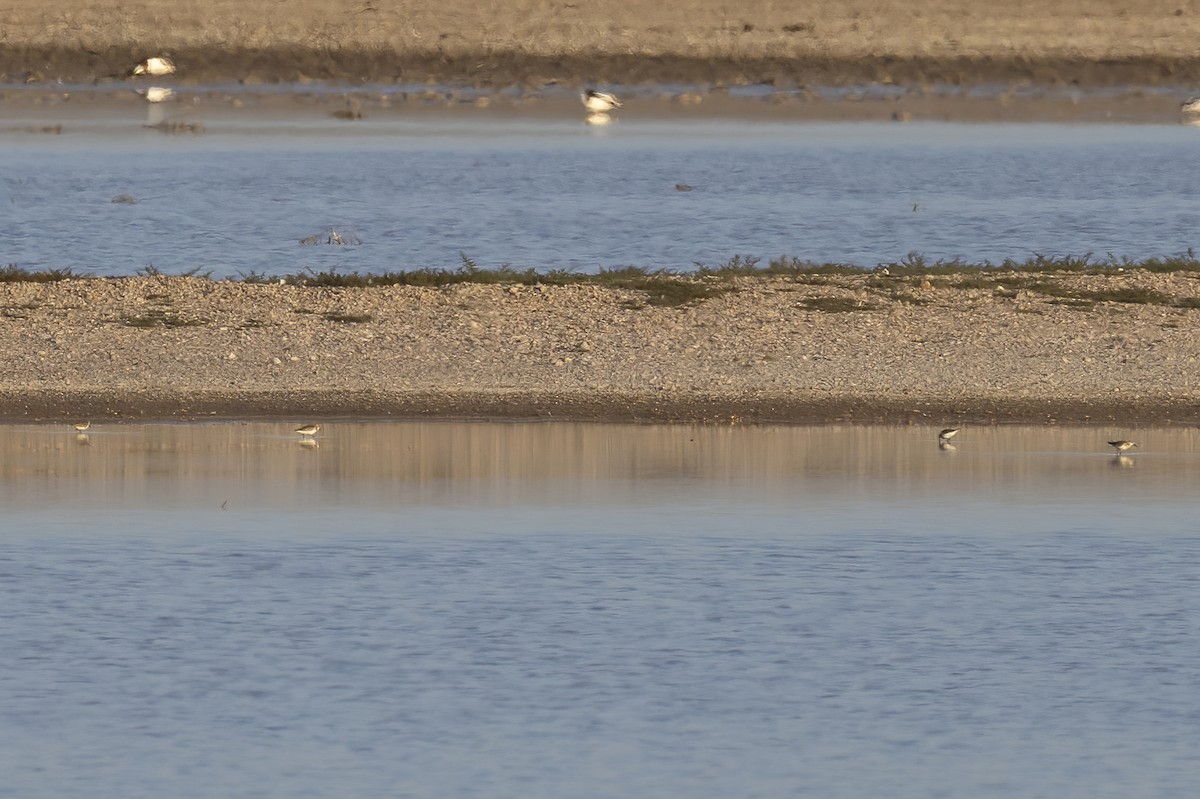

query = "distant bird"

[137,86,174,103]
[938,427,960,443]
[72,420,91,432]
[132,56,176,77]
[295,424,320,437]
[1108,440,1137,454]
[1181,97,1200,115]
[675,183,695,192]
[581,90,622,113]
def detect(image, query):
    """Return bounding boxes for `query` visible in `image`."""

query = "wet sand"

[1,82,1194,128]
[3,273,1199,425]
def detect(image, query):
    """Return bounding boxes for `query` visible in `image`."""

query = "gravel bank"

[2,273,1198,424]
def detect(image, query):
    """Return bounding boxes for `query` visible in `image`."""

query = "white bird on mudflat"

[581,90,622,113]
[132,56,176,77]
[137,86,174,103]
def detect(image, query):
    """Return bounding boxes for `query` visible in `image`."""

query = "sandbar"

[2,272,1198,425]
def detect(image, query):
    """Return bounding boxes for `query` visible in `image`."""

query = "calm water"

[2,423,1199,797]
[3,118,1200,276]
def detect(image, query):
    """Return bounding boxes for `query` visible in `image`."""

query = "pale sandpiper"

[295,424,321,437]
[132,56,176,77]
[581,90,622,113]
[938,427,960,443]
[72,420,91,432]
[1108,440,1137,454]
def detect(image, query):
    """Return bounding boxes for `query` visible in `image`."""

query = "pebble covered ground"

[1,272,1198,424]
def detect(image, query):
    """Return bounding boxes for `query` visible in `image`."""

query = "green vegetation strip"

[5,252,1200,310]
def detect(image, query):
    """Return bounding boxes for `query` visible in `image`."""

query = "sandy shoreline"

[6,0,1200,89]
[7,1,1200,128]
[3,272,1199,426]
[3,388,1195,428]
[10,46,1200,92]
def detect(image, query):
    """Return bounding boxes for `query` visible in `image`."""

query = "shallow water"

[2,118,1200,276]
[2,422,1199,798]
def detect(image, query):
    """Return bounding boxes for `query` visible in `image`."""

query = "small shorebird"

[137,86,174,103]
[1108,440,1138,454]
[73,420,91,432]
[581,90,622,113]
[1181,97,1200,115]
[295,424,320,437]
[132,56,176,77]
[938,427,960,443]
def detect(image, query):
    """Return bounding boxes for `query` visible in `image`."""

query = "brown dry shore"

[5,0,1200,88]
[2,272,1199,425]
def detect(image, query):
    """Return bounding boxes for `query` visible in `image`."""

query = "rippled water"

[3,118,1200,277]
[3,423,1199,797]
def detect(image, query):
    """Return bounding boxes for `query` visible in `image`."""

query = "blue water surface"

[2,120,1199,276]
[2,422,1198,798]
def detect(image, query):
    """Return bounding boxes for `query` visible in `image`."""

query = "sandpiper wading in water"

[581,90,622,113]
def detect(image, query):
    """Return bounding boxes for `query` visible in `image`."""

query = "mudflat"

[5,0,1200,87]
[3,272,1198,425]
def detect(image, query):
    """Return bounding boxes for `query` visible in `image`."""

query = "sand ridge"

[2,272,1199,424]
[5,0,1200,87]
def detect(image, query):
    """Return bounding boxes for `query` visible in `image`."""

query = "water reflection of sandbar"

[0,423,1194,514]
